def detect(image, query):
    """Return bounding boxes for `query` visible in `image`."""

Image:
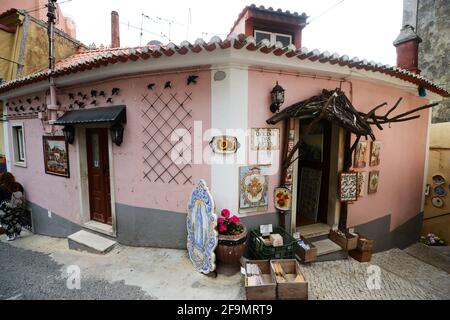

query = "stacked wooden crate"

[245,259,308,300]
[349,234,374,262]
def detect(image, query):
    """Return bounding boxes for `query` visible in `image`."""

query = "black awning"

[54,105,126,125]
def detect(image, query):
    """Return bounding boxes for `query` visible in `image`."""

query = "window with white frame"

[254,30,292,47]
[12,123,26,166]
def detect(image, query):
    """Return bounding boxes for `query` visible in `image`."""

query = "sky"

[59,0,404,66]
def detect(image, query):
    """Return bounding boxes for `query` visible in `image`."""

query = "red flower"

[219,224,228,232]
[218,217,224,224]
[230,215,240,223]
[284,194,289,199]
[276,193,283,198]
[277,199,285,206]
[221,208,230,218]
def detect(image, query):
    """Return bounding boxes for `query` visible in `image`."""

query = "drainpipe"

[47,0,58,125]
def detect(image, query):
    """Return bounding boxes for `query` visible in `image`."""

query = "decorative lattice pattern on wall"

[142,92,193,184]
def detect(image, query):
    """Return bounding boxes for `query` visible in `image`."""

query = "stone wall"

[417,0,450,123]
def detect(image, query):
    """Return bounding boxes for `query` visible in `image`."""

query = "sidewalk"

[1,231,449,300]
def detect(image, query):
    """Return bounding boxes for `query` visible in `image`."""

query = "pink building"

[0,5,448,252]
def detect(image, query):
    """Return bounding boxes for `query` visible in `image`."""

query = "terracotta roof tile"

[0,35,448,97]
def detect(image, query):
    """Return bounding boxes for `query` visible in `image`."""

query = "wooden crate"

[245,260,277,300]
[329,229,358,251]
[349,249,372,262]
[295,236,317,263]
[356,234,373,252]
[270,259,308,300]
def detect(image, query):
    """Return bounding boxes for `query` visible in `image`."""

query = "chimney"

[393,25,422,73]
[393,0,421,73]
[111,11,120,48]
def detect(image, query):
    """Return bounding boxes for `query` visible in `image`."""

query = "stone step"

[68,230,116,254]
[311,238,348,262]
[297,223,330,239]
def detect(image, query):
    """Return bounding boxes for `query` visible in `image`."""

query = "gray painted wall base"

[27,200,423,253]
[354,212,423,252]
[116,203,279,249]
[28,202,81,238]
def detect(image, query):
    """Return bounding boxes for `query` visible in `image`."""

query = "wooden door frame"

[289,119,345,233]
[76,125,117,237]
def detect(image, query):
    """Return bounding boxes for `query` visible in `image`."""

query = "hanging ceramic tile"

[356,172,367,197]
[209,136,239,154]
[250,128,280,165]
[187,180,218,274]
[239,166,269,212]
[339,172,358,202]
[368,170,380,194]
[353,140,368,168]
[369,140,382,166]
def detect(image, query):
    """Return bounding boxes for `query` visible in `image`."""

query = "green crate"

[249,227,297,260]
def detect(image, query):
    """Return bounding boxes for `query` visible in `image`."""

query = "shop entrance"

[296,120,332,227]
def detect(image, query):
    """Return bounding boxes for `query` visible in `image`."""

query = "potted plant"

[215,208,247,274]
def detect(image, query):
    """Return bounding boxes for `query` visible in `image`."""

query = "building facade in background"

[0,6,81,163]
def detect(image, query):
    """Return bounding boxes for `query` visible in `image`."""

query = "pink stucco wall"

[348,80,429,231]
[248,70,430,231]
[8,70,211,223]
[10,117,81,223]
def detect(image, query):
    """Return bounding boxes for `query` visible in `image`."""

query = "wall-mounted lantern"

[62,125,75,144]
[110,123,124,146]
[270,81,285,113]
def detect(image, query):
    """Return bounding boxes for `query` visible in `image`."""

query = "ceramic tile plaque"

[187,179,218,274]
[239,166,269,212]
[209,135,239,154]
[369,140,382,166]
[250,128,280,165]
[339,172,358,202]
[353,140,368,168]
[250,128,280,151]
[356,172,367,197]
[368,170,380,194]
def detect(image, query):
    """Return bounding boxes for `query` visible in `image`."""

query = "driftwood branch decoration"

[267,88,438,170]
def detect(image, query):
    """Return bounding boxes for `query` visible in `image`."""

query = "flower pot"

[216,224,247,275]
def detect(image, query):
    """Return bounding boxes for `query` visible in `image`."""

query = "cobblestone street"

[1,232,449,300]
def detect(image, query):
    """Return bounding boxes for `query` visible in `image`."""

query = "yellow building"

[423,122,450,243]
[0,8,82,158]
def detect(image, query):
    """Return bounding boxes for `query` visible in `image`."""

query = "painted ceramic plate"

[431,196,444,208]
[432,174,445,185]
[209,136,239,154]
[274,187,292,211]
[434,186,447,197]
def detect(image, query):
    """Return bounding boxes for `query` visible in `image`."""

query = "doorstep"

[297,223,331,239]
[311,238,348,262]
[83,220,115,237]
[68,230,116,254]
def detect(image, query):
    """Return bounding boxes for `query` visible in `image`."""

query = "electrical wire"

[307,0,345,25]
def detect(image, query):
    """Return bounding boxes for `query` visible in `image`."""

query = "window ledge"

[14,161,27,168]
